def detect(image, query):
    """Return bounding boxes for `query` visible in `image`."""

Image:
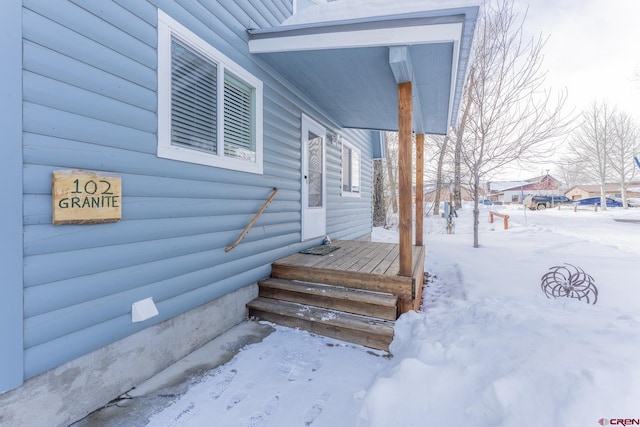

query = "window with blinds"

[157,10,263,174]
[342,142,361,196]
[224,72,255,162]
[171,38,218,154]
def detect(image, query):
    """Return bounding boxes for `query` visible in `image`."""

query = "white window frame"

[341,140,361,197]
[157,10,263,174]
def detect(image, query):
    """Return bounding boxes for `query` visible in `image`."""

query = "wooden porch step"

[247,297,394,351]
[258,278,398,321]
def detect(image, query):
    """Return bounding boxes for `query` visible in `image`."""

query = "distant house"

[424,186,479,203]
[489,175,561,203]
[565,183,640,200]
[0,1,478,425]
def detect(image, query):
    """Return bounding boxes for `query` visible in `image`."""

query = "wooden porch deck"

[248,240,425,351]
[271,240,425,313]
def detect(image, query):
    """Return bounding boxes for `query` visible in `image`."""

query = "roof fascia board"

[249,22,463,53]
[250,7,474,38]
[446,39,461,131]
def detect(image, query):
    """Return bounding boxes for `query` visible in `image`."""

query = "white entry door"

[301,115,326,241]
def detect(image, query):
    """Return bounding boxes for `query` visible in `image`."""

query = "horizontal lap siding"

[326,130,374,240]
[20,0,292,378]
[21,0,372,378]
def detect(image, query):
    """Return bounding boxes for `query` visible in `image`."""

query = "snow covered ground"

[145,204,640,427]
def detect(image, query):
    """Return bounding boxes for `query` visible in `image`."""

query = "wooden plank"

[287,252,334,268]
[373,246,400,276]
[347,242,392,272]
[249,309,391,351]
[274,252,306,266]
[322,242,377,271]
[399,246,426,313]
[248,297,396,335]
[391,244,423,277]
[269,264,413,299]
[398,82,413,276]
[52,170,122,225]
[413,246,426,309]
[308,240,361,270]
[276,242,357,269]
[416,134,424,246]
[260,279,397,307]
[247,298,393,351]
[274,241,386,272]
[347,244,388,273]
[358,243,396,274]
[258,278,397,320]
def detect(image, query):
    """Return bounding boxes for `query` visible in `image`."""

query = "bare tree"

[461,0,570,247]
[453,68,474,210]
[554,156,588,192]
[433,134,450,216]
[609,112,640,208]
[384,131,398,215]
[569,101,615,210]
[372,158,386,226]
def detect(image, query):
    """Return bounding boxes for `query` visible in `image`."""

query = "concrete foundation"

[0,284,258,427]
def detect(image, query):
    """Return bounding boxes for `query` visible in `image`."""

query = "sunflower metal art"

[541,264,598,304]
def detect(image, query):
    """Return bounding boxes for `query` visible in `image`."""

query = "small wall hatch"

[131,297,159,323]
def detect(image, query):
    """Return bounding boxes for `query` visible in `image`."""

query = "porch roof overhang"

[248,5,478,135]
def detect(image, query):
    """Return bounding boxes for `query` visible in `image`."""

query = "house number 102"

[71,179,113,195]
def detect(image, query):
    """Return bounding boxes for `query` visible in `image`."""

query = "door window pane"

[307,134,323,208]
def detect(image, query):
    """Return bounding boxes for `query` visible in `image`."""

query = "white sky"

[518,0,640,121]
[504,0,640,179]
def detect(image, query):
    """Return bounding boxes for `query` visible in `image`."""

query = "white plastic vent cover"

[131,297,159,323]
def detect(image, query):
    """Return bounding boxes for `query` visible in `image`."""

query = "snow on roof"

[285,0,480,26]
[488,181,527,192]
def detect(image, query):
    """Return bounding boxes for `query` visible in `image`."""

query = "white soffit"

[249,22,463,53]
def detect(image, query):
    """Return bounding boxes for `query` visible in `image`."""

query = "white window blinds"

[170,37,217,154]
[224,72,255,162]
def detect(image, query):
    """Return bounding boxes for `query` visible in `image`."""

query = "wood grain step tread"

[248,297,394,351]
[247,297,394,338]
[258,278,398,307]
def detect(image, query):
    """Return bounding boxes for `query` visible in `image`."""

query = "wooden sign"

[52,170,122,224]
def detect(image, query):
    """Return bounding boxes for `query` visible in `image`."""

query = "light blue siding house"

[0,1,477,425]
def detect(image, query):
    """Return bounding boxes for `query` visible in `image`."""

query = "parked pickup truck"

[524,195,572,210]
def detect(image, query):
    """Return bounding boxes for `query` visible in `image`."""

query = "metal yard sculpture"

[541,264,598,304]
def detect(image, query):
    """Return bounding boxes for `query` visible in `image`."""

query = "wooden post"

[415,134,424,246]
[398,82,413,277]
